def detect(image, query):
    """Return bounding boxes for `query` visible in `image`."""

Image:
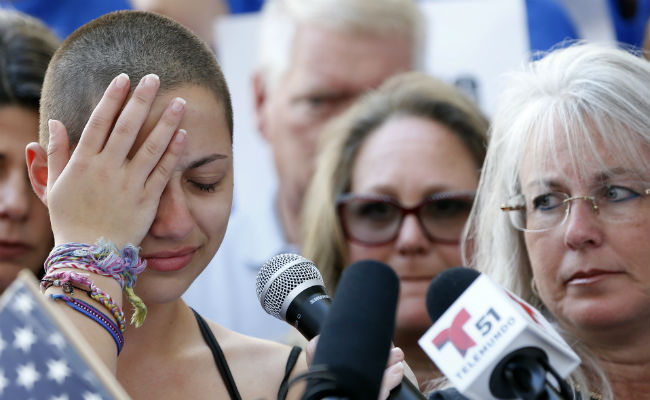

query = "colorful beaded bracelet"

[41,270,125,333]
[50,294,124,354]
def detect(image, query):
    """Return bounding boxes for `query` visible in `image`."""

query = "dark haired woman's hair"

[0,10,60,110]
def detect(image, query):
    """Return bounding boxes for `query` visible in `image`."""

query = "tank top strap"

[192,308,242,400]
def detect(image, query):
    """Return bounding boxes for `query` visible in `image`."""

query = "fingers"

[103,74,161,160]
[378,361,404,400]
[76,73,131,155]
[377,347,406,400]
[386,346,405,368]
[46,119,71,190]
[143,129,187,193]
[305,335,319,366]
[131,96,186,179]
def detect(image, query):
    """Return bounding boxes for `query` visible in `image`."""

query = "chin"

[560,297,650,333]
[134,270,194,305]
[396,305,430,334]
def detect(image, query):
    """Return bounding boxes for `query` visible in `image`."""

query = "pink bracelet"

[42,270,125,332]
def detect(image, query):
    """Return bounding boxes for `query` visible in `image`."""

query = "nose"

[148,183,194,240]
[563,198,603,250]
[395,214,429,255]
[0,171,32,221]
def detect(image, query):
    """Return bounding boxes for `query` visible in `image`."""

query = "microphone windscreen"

[256,253,324,319]
[311,259,399,400]
[426,267,479,323]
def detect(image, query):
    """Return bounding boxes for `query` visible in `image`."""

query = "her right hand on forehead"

[44,73,187,248]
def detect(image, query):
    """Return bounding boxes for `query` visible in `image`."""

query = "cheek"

[193,196,232,242]
[617,221,650,281]
[524,233,557,294]
[346,242,392,265]
[432,244,464,268]
[28,200,54,250]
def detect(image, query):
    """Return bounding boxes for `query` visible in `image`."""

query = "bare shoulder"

[206,319,308,399]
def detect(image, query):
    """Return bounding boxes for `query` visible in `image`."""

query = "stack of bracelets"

[40,239,147,355]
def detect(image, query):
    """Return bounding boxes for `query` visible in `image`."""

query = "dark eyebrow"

[186,154,228,170]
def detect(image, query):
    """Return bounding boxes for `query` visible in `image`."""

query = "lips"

[0,241,31,259]
[566,269,622,285]
[142,247,198,272]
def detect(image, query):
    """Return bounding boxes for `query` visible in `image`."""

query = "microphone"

[302,260,399,400]
[257,253,426,400]
[256,253,331,339]
[419,267,581,400]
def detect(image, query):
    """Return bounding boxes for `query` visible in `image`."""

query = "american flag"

[0,271,130,400]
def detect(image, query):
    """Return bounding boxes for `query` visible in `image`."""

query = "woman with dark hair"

[0,10,58,293]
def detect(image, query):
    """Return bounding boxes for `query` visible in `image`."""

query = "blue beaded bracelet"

[50,294,124,354]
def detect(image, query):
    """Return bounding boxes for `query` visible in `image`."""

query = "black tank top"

[193,309,302,400]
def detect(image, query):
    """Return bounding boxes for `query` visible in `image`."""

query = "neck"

[394,329,440,391]
[120,298,194,358]
[599,358,650,400]
[276,186,302,246]
[572,320,650,400]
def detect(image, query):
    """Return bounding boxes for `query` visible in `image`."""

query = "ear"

[25,142,48,206]
[252,70,270,142]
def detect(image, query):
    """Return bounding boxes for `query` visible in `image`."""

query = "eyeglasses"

[501,183,650,232]
[336,191,475,246]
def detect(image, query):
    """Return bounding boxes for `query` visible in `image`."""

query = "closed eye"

[191,181,219,192]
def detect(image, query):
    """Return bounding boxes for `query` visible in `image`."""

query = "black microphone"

[420,267,580,400]
[303,260,399,400]
[257,253,426,400]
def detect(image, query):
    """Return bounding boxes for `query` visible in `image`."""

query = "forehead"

[287,24,412,92]
[351,116,479,189]
[130,85,231,163]
[519,127,649,186]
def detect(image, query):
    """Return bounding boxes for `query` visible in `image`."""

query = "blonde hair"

[301,71,489,294]
[465,42,650,398]
[256,0,425,92]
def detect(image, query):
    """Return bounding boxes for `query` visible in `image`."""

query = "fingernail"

[47,120,57,150]
[48,119,57,135]
[145,73,159,88]
[392,347,405,360]
[115,73,129,89]
[171,97,186,112]
[176,129,187,143]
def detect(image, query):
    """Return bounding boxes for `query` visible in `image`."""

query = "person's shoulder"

[206,320,307,398]
[206,318,307,374]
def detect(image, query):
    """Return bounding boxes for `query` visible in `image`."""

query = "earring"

[530,276,540,297]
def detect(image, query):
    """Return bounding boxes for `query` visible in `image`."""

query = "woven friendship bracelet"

[47,261,126,288]
[44,239,147,327]
[42,270,126,333]
[50,294,124,354]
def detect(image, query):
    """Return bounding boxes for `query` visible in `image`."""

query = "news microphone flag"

[419,272,580,400]
[0,270,130,400]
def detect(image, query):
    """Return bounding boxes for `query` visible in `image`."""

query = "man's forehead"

[288,26,411,90]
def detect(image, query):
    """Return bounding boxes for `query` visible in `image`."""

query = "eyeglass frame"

[500,187,650,233]
[336,190,476,246]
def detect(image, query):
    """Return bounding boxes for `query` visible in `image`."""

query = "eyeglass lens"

[508,183,649,232]
[341,195,474,244]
